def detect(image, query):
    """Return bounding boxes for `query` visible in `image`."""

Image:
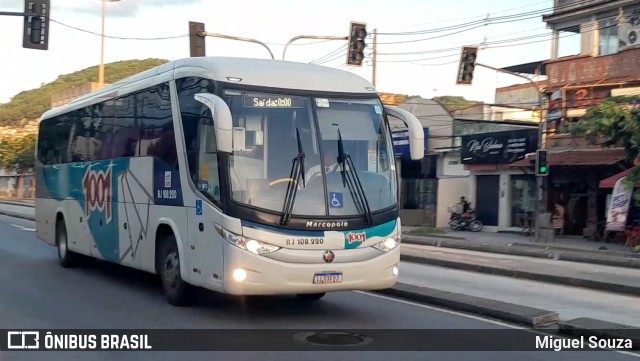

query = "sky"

[0,0,561,105]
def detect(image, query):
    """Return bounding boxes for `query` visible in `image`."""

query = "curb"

[377,282,559,328]
[400,254,640,296]
[511,242,639,259]
[380,284,640,349]
[403,236,640,270]
[558,317,640,351]
[0,200,35,208]
[403,233,466,240]
[403,236,556,258]
[0,210,35,222]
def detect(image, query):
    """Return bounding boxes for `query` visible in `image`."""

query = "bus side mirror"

[194,93,233,153]
[383,105,425,161]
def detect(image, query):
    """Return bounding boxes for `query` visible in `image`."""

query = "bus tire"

[56,219,79,268]
[157,233,193,306]
[296,293,326,301]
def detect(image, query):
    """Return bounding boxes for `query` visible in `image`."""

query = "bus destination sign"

[243,95,304,108]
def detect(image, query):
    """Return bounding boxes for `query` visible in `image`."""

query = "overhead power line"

[377,0,590,37]
[51,19,188,40]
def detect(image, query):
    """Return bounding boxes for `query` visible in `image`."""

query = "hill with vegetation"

[0,58,168,173]
[0,58,169,127]
[432,95,482,112]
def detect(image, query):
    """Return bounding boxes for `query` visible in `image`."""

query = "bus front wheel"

[157,233,193,306]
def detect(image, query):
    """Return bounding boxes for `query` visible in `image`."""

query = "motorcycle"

[448,208,483,232]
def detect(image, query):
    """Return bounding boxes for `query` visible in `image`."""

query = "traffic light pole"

[281,35,347,60]
[475,62,547,242]
[0,11,37,16]
[199,31,275,60]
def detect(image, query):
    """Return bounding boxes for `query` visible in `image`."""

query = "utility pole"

[372,28,377,87]
[99,0,106,87]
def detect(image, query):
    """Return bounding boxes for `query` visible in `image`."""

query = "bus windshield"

[223,89,397,218]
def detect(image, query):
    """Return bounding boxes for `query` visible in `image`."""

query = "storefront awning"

[509,149,627,167]
[599,166,639,189]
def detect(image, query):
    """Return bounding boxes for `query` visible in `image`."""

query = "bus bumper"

[218,244,400,296]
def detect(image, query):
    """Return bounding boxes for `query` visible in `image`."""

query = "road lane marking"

[357,291,640,358]
[11,224,35,232]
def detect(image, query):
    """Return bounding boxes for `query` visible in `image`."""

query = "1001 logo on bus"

[83,167,112,223]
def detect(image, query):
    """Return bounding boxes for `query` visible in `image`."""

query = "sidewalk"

[401,243,640,296]
[0,200,35,221]
[403,227,640,270]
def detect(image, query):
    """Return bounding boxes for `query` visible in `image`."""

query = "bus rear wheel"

[157,233,193,306]
[56,220,79,268]
[296,293,326,301]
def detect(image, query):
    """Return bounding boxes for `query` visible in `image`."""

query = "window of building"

[599,18,619,56]
[510,175,536,227]
[558,25,581,57]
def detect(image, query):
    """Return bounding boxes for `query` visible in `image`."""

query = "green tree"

[570,95,640,199]
[0,134,36,173]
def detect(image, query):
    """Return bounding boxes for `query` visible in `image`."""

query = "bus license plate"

[313,272,343,284]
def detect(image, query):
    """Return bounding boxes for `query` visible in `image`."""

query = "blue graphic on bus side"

[196,199,203,215]
[329,192,343,208]
[41,159,131,262]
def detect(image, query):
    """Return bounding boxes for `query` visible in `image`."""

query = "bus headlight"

[216,226,280,255]
[372,236,400,252]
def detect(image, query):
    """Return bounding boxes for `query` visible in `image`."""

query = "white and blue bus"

[34,57,425,305]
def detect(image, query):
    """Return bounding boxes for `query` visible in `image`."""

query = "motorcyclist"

[450,196,471,221]
[460,196,470,214]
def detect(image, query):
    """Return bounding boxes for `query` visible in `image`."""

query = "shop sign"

[460,129,538,164]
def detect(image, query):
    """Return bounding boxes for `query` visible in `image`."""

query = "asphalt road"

[0,214,638,361]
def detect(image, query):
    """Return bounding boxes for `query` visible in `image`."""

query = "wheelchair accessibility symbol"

[329,192,343,208]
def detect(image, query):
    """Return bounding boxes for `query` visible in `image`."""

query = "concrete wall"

[0,174,35,199]
[437,152,469,177]
[436,177,469,228]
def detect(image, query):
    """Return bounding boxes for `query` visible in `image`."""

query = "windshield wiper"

[336,129,373,225]
[280,128,306,225]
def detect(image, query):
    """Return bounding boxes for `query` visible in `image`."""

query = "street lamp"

[99,0,121,88]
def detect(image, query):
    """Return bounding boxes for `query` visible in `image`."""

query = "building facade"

[385,97,463,228]
[507,0,639,237]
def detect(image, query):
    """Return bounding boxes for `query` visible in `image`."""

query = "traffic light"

[456,46,478,85]
[189,21,206,57]
[347,21,367,66]
[535,149,549,176]
[22,0,50,50]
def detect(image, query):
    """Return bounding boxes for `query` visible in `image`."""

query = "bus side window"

[195,108,221,203]
[112,94,140,158]
[138,83,179,170]
[70,109,92,163]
